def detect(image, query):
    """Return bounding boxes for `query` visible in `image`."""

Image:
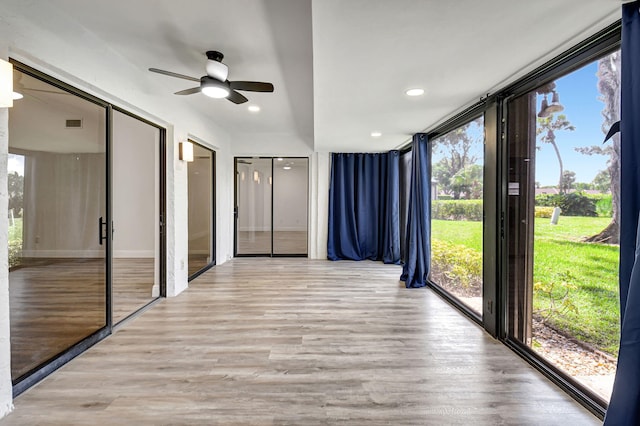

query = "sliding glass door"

[8,68,108,382]
[235,157,308,256]
[111,110,162,323]
[8,62,166,394]
[188,142,215,278]
[506,49,621,402]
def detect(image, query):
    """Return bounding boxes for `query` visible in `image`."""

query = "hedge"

[432,199,482,221]
[534,192,596,217]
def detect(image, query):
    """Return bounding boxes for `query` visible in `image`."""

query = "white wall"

[0,63,14,416]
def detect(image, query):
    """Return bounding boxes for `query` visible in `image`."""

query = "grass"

[431,216,620,356]
[9,217,22,244]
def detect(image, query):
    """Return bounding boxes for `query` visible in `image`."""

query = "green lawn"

[9,217,22,244]
[432,216,620,356]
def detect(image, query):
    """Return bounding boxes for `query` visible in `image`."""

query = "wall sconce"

[269,176,272,185]
[179,141,194,162]
[0,59,14,108]
[241,171,245,181]
[253,170,259,182]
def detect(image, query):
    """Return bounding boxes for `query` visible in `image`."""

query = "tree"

[536,114,575,194]
[560,170,576,193]
[7,172,23,218]
[575,51,620,243]
[431,118,482,199]
[591,169,611,193]
[451,164,483,200]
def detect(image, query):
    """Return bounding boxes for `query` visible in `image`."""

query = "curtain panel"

[604,2,640,424]
[400,133,431,288]
[327,151,400,264]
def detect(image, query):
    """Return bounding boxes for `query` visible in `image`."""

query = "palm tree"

[536,114,575,194]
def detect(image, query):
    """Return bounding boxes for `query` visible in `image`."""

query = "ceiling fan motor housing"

[205,51,228,81]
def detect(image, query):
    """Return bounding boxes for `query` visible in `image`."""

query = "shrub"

[595,195,613,218]
[430,239,482,297]
[432,200,482,221]
[535,206,555,218]
[534,192,596,217]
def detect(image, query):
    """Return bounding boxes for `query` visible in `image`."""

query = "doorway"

[234,157,308,256]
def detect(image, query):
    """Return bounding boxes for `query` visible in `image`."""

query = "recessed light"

[371,131,382,138]
[277,157,283,161]
[283,166,291,170]
[405,88,425,97]
[248,105,260,112]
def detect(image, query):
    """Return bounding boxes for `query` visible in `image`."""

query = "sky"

[431,52,616,188]
[534,57,615,187]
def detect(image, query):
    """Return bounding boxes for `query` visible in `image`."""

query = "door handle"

[98,216,107,245]
[234,206,238,219]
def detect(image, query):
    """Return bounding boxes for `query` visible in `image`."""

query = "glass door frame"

[9,60,167,397]
[187,140,216,281]
[233,156,309,258]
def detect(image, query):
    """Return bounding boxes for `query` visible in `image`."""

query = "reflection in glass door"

[273,158,308,255]
[188,142,215,278]
[235,157,308,256]
[111,110,162,324]
[236,158,273,255]
[8,69,107,382]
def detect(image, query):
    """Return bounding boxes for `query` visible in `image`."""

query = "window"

[430,117,485,317]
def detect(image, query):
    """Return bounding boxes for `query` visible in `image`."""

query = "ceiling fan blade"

[227,90,248,104]
[229,81,274,92]
[149,68,200,82]
[174,87,201,95]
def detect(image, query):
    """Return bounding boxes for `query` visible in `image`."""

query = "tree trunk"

[550,139,564,194]
[584,220,619,244]
[586,51,620,243]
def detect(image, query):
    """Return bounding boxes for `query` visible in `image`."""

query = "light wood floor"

[237,231,307,255]
[10,258,156,379]
[2,259,599,425]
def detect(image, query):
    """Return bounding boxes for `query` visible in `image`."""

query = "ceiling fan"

[149,50,274,104]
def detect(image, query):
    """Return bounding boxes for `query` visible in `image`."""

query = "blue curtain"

[604,2,640,424]
[400,133,430,288]
[327,151,400,263]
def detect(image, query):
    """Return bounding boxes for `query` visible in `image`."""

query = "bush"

[535,206,555,218]
[534,192,596,217]
[595,195,613,218]
[432,200,482,221]
[430,239,482,297]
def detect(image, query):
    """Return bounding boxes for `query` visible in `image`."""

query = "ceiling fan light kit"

[201,77,230,98]
[149,50,274,104]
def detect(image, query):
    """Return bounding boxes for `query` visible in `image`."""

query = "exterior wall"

[0,46,14,418]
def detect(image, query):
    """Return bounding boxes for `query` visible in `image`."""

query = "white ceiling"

[1,0,621,153]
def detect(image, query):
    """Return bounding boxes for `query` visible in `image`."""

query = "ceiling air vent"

[65,119,83,129]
